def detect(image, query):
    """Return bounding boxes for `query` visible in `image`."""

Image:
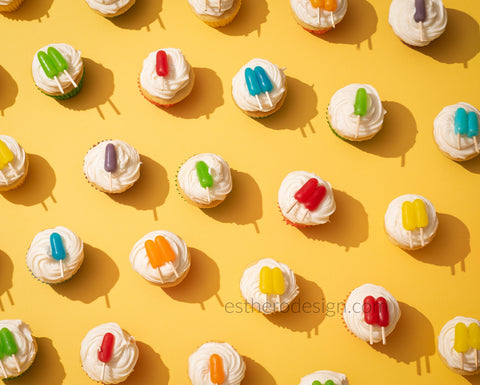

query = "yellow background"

[0,0,479,384]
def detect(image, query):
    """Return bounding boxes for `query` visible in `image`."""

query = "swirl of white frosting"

[0,320,36,379]
[240,258,299,315]
[178,153,232,206]
[389,0,447,47]
[232,58,286,113]
[299,371,349,385]
[26,226,84,284]
[343,284,401,343]
[0,135,26,187]
[84,0,132,15]
[384,194,438,249]
[188,342,246,385]
[438,316,480,373]
[129,230,190,285]
[328,84,386,139]
[140,48,191,100]
[290,0,347,29]
[83,140,141,193]
[188,0,234,16]
[32,44,83,94]
[0,0,15,5]
[433,103,480,161]
[81,322,138,384]
[278,171,336,226]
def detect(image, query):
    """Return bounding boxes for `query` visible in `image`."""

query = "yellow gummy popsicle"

[402,201,416,231]
[468,323,480,349]
[0,140,14,170]
[454,322,470,353]
[259,266,273,294]
[271,267,285,295]
[413,199,428,228]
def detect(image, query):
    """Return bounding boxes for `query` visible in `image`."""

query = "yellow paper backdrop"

[0,0,479,384]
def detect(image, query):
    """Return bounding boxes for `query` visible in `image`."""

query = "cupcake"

[188,342,246,385]
[433,102,480,162]
[0,135,28,192]
[343,283,401,345]
[278,171,336,227]
[83,139,141,194]
[0,0,24,12]
[232,58,287,118]
[384,194,438,250]
[438,316,480,375]
[188,0,241,27]
[290,0,347,35]
[299,370,349,385]
[177,153,232,208]
[129,230,191,287]
[327,84,386,141]
[389,0,447,47]
[81,322,139,384]
[240,258,299,315]
[139,48,195,107]
[32,43,84,100]
[84,0,135,17]
[0,320,37,379]
[26,226,84,284]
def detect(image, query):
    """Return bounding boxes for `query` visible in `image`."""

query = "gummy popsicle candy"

[155,235,178,278]
[209,354,225,385]
[402,201,416,249]
[414,0,426,41]
[376,297,389,345]
[245,68,263,110]
[47,46,77,88]
[287,178,327,219]
[467,111,479,153]
[272,267,285,311]
[324,380,335,385]
[354,88,367,139]
[455,108,468,150]
[50,233,66,278]
[104,144,117,173]
[37,51,64,94]
[0,328,20,372]
[144,240,165,283]
[156,50,169,90]
[363,296,377,344]
[259,266,273,295]
[468,323,480,369]
[195,161,213,204]
[98,332,115,382]
[254,66,273,107]
[0,139,17,180]
[324,0,337,27]
[454,322,469,370]
[413,199,428,246]
[311,381,322,385]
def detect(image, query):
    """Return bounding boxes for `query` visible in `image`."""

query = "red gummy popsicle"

[98,333,115,363]
[156,50,169,77]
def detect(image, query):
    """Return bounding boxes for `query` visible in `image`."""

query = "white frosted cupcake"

[80,322,139,384]
[290,0,348,35]
[240,258,299,315]
[188,0,242,27]
[389,0,447,47]
[433,102,480,162]
[26,226,84,284]
[177,153,232,208]
[278,171,336,227]
[139,48,195,107]
[32,43,84,100]
[188,342,246,385]
[384,194,438,250]
[84,0,135,17]
[299,371,349,385]
[327,83,386,141]
[343,283,401,344]
[232,58,287,118]
[0,135,28,192]
[0,0,24,12]
[438,316,480,375]
[0,320,37,379]
[83,139,141,194]
[129,230,191,287]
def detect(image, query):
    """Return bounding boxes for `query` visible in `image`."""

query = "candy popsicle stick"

[363,296,377,345]
[38,51,64,94]
[324,0,337,28]
[454,322,469,370]
[301,209,309,223]
[0,360,7,379]
[7,164,17,177]
[206,187,211,204]
[218,0,221,12]
[414,0,426,42]
[0,171,7,184]
[169,262,179,278]
[468,323,480,370]
[98,332,114,383]
[454,108,468,150]
[354,88,367,139]
[254,66,274,108]
[413,199,428,247]
[467,111,479,153]
[155,235,179,278]
[50,233,66,279]
[287,201,297,213]
[272,267,285,312]
[59,260,64,278]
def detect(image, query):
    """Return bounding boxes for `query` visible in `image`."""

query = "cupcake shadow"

[0,249,14,312]
[243,356,277,385]
[406,213,470,275]
[319,0,377,49]
[202,169,262,232]
[351,101,417,166]
[52,244,119,307]
[109,156,168,221]
[459,156,480,175]
[373,302,435,376]
[163,248,221,310]
[299,189,369,251]
[110,0,164,30]
[11,337,65,385]
[218,0,268,37]
[58,58,118,119]
[1,0,53,21]
[123,341,169,385]
[415,9,480,67]
[0,65,18,116]
[266,275,326,338]
[258,76,318,136]
[1,154,56,211]
[161,67,223,119]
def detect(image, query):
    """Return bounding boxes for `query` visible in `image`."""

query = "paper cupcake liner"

[277,203,314,229]
[326,106,350,142]
[300,24,332,35]
[137,78,177,108]
[37,68,85,100]
[175,160,188,202]
[0,0,24,12]
[341,289,360,339]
